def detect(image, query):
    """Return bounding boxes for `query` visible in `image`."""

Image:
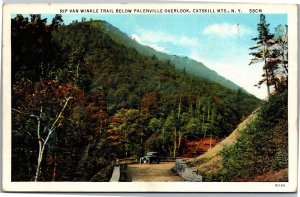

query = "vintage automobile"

[140,152,160,164]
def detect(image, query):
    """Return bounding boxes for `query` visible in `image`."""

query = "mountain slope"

[53,21,260,137]
[187,108,259,174]
[88,20,247,92]
[187,90,288,182]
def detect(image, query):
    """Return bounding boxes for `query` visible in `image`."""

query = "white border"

[2,3,298,192]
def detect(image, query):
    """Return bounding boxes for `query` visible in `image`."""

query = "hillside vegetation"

[187,108,258,174]
[189,90,288,182]
[11,15,260,181]
[91,20,247,92]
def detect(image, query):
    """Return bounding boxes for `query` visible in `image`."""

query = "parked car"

[140,152,160,164]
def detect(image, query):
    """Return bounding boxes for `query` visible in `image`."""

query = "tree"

[12,80,82,181]
[249,17,288,95]
[148,118,162,135]
[178,112,189,152]
[163,113,176,157]
[274,24,288,90]
[11,14,63,84]
[140,92,159,114]
[249,14,275,98]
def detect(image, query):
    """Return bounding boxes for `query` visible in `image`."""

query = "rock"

[174,159,202,182]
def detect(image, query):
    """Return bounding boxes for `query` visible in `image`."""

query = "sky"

[15,13,287,99]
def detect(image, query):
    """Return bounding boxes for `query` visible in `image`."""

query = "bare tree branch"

[12,108,40,120]
[49,96,73,132]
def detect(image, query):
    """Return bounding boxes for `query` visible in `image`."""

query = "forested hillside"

[190,90,288,182]
[11,14,259,181]
[92,20,246,91]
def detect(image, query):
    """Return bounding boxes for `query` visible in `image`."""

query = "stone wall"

[174,159,202,182]
[109,166,120,182]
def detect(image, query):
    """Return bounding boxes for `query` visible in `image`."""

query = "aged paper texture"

[2,2,298,192]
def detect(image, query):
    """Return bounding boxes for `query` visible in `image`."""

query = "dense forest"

[11,14,261,181]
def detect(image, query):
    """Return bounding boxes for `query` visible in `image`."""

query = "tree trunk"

[162,127,165,152]
[125,132,128,157]
[173,128,177,158]
[265,68,271,98]
[271,70,278,91]
[177,132,183,152]
[209,133,212,150]
[34,108,42,182]
[52,154,57,181]
[34,97,72,181]
[34,143,45,182]
[202,107,205,124]
[264,44,271,98]
[207,104,210,122]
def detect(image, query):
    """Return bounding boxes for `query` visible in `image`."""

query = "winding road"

[128,162,184,182]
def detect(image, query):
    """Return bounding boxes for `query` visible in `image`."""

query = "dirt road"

[128,162,184,182]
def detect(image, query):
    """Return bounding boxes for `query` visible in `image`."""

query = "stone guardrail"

[109,158,137,182]
[109,157,180,182]
[118,157,177,164]
[174,159,202,182]
[109,166,120,182]
[117,158,139,165]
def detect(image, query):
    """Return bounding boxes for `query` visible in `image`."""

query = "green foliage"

[220,90,288,181]
[11,15,261,181]
[52,20,260,139]
[272,149,288,171]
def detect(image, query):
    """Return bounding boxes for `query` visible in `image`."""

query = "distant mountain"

[91,20,247,92]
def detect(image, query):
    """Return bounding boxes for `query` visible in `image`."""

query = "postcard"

[2,2,298,192]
